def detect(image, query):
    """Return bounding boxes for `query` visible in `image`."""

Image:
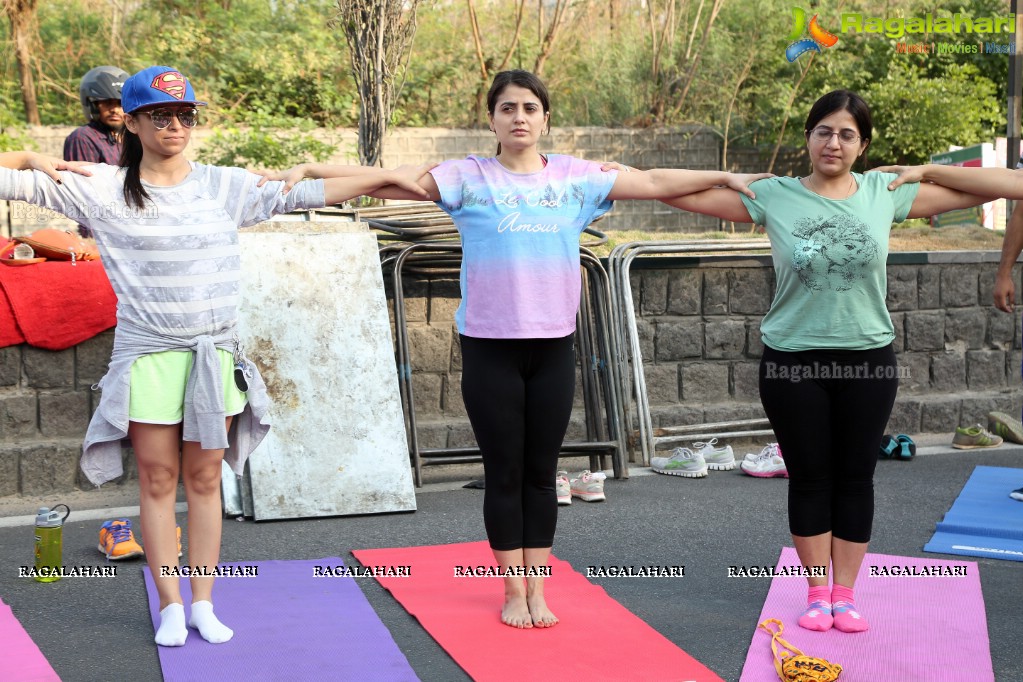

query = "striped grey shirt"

[0,162,324,335]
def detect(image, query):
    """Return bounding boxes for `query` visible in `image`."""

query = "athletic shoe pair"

[98,519,182,561]
[651,438,736,478]
[556,470,607,504]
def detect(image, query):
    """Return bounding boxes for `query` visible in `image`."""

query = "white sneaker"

[569,470,606,502]
[651,447,708,478]
[556,470,572,505]
[692,438,735,471]
[740,443,787,478]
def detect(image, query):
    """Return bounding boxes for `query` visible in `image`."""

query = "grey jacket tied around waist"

[81,318,272,486]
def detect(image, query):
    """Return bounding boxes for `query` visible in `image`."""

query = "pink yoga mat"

[739,548,993,682]
[354,540,723,682]
[0,597,60,682]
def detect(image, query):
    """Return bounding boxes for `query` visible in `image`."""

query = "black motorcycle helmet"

[79,66,129,122]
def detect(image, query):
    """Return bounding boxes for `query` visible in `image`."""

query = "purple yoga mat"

[739,548,992,682]
[142,558,419,682]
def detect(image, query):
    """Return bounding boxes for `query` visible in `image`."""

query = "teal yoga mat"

[924,465,1023,561]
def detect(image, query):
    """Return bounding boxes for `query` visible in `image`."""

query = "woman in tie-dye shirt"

[274,69,769,629]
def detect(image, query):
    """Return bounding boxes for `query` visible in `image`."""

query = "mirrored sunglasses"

[140,108,199,130]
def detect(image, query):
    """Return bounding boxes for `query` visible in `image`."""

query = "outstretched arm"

[660,187,756,223]
[322,164,437,205]
[902,183,994,220]
[879,164,1023,199]
[0,151,93,182]
[260,162,440,202]
[606,168,772,201]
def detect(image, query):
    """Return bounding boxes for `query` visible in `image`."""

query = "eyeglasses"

[808,126,862,145]
[139,108,199,130]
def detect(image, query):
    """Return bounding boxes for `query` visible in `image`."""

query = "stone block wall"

[4,125,805,238]
[0,330,130,496]
[399,251,1023,455]
[5,251,1017,497]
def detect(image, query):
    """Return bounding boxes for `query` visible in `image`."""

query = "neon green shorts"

[129,349,248,424]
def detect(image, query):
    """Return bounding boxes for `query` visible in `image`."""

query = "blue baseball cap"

[120,66,206,113]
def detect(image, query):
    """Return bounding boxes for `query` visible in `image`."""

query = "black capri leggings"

[460,334,576,551]
[758,344,899,543]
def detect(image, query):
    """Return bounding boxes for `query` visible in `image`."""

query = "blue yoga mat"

[924,465,1023,562]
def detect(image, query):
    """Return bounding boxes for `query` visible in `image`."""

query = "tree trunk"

[4,0,40,125]
[335,0,422,169]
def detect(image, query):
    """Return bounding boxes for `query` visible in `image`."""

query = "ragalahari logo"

[787,7,839,62]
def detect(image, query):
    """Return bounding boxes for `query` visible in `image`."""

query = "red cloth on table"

[0,260,116,350]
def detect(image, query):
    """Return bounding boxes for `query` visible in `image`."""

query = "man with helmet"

[63,66,129,237]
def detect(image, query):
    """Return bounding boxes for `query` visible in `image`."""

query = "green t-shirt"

[739,172,920,351]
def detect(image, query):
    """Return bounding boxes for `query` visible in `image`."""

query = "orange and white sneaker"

[176,525,183,558]
[98,519,144,561]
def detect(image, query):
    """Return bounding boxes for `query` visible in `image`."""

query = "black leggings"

[460,334,576,551]
[759,344,899,543]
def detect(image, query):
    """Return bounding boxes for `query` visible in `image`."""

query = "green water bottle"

[34,504,70,583]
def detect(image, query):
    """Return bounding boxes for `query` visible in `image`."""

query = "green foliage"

[866,61,1001,165]
[0,108,32,153]
[196,112,337,169]
[0,0,1014,171]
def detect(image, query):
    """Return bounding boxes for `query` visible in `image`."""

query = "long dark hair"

[486,70,551,156]
[119,126,151,210]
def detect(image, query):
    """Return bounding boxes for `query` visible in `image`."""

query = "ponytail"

[119,130,150,210]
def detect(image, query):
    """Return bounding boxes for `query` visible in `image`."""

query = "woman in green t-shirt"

[662,89,998,634]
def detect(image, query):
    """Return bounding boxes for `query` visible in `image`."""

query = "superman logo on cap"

[149,71,187,99]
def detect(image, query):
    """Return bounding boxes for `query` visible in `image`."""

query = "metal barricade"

[606,240,775,465]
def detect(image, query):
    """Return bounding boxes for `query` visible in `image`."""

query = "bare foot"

[527,594,559,628]
[501,594,533,628]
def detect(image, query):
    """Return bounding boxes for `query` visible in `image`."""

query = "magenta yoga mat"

[0,597,60,682]
[739,548,993,682]
[142,559,419,682]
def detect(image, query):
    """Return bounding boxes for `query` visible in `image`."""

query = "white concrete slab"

[237,220,416,520]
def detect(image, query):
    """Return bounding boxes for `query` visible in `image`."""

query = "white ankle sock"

[188,600,233,643]
[155,603,187,647]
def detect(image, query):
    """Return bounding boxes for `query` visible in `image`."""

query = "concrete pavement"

[1,443,1020,681]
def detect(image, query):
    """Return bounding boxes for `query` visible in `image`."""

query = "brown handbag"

[14,228,99,263]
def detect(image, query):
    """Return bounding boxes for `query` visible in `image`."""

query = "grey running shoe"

[569,470,606,502]
[692,438,736,471]
[988,412,1023,444]
[952,424,1003,450]
[651,447,708,478]
[556,470,572,505]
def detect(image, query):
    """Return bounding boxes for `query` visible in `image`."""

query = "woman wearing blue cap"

[0,65,433,647]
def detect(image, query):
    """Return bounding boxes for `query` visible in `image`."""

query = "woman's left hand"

[599,161,638,173]
[725,172,774,199]
[386,163,439,198]
[254,165,307,193]
[28,154,93,183]
[871,164,927,190]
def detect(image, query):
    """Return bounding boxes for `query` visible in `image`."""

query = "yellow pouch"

[758,618,843,682]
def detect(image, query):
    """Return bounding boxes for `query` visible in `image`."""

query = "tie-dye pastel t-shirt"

[740,172,919,351]
[430,155,616,338]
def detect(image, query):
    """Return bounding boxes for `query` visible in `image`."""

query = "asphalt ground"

[1,444,1021,682]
